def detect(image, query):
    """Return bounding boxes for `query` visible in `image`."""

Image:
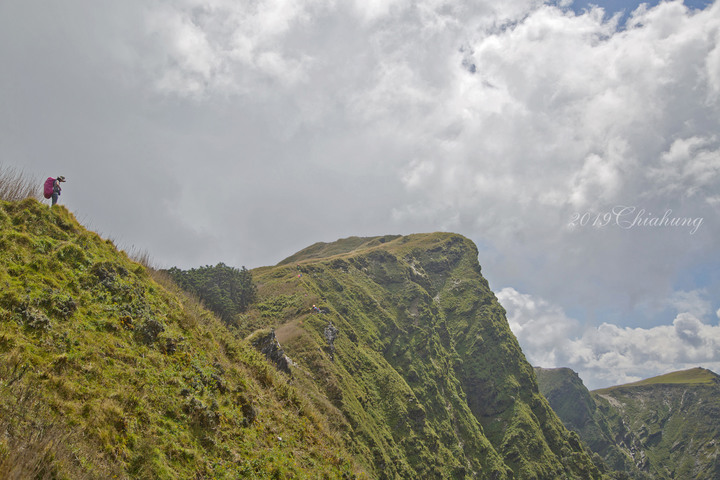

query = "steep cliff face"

[246,233,602,479]
[535,367,642,477]
[537,366,720,480]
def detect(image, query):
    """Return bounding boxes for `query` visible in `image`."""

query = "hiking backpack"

[43,177,55,199]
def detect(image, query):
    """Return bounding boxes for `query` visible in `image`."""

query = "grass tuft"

[0,164,42,202]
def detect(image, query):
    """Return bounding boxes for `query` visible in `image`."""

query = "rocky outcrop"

[250,329,293,375]
[323,321,339,360]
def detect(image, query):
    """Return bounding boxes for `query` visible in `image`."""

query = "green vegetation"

[164,263,257,326]
[594,367,718,392]
[0,194,622,479]
[243,233,603,479]
[535,367,642,478]
[5,170,718,479]
[0,199,358,479]
[536,366,720,480]
[592,368,720,480]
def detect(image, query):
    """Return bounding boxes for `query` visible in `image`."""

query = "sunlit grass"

[594,367,717,393]
[0,198,360,479]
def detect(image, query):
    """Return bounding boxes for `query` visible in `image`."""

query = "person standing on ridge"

[43,175,66,206]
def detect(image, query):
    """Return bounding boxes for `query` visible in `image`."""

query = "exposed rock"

[324,322,339,360]
[241,399,257,427]
[251,329,293,375]
[184,396,220,429]
[162,337,178,355]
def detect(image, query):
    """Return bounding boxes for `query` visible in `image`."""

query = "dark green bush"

[164,263,257,326]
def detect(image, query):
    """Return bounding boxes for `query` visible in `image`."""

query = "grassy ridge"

[593,367,718,393]
[0,198,609,479]
[245,233,603,479]
[0,199,359,479]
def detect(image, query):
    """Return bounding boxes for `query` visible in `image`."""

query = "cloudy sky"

[2,0,718,389]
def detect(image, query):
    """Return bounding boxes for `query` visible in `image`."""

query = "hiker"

[44,176,66,206]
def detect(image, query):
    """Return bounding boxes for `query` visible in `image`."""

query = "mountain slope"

[244,233,602,479]
[0,199,358,479]
[534,367,643,478]
[536,366,720,480]
[594,368,720,480]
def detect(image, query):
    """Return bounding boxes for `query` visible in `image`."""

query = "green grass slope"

[0,199,359,479]
[594,367,718,392]
[535,367,643,479]
[244,233,603,480]
[591,368,720,480]
[537,366,720,480]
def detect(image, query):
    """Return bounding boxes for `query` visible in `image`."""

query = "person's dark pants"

[51,192,59,206]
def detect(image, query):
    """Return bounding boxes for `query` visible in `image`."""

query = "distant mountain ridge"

[536,366,720,479]
[594,367,719,391]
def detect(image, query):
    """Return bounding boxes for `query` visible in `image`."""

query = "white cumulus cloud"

[499,287,720,389]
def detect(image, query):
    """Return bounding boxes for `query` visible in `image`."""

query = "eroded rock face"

[251,329,293,375]
[324,322,339,360]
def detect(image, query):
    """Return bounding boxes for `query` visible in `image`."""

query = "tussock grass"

[0,376,120,480]
[0,164,42,202]
[128,247,155,270]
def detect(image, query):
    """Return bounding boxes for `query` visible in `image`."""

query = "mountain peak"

[277,232,473,266]
[277,234,402,265]
[250,232,601,479]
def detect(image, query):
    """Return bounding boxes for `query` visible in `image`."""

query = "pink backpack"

[43,177,55,199]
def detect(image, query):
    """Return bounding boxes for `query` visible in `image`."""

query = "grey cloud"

[674,313,704,347]
[393,1,720,319]
[2,0,719,389]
